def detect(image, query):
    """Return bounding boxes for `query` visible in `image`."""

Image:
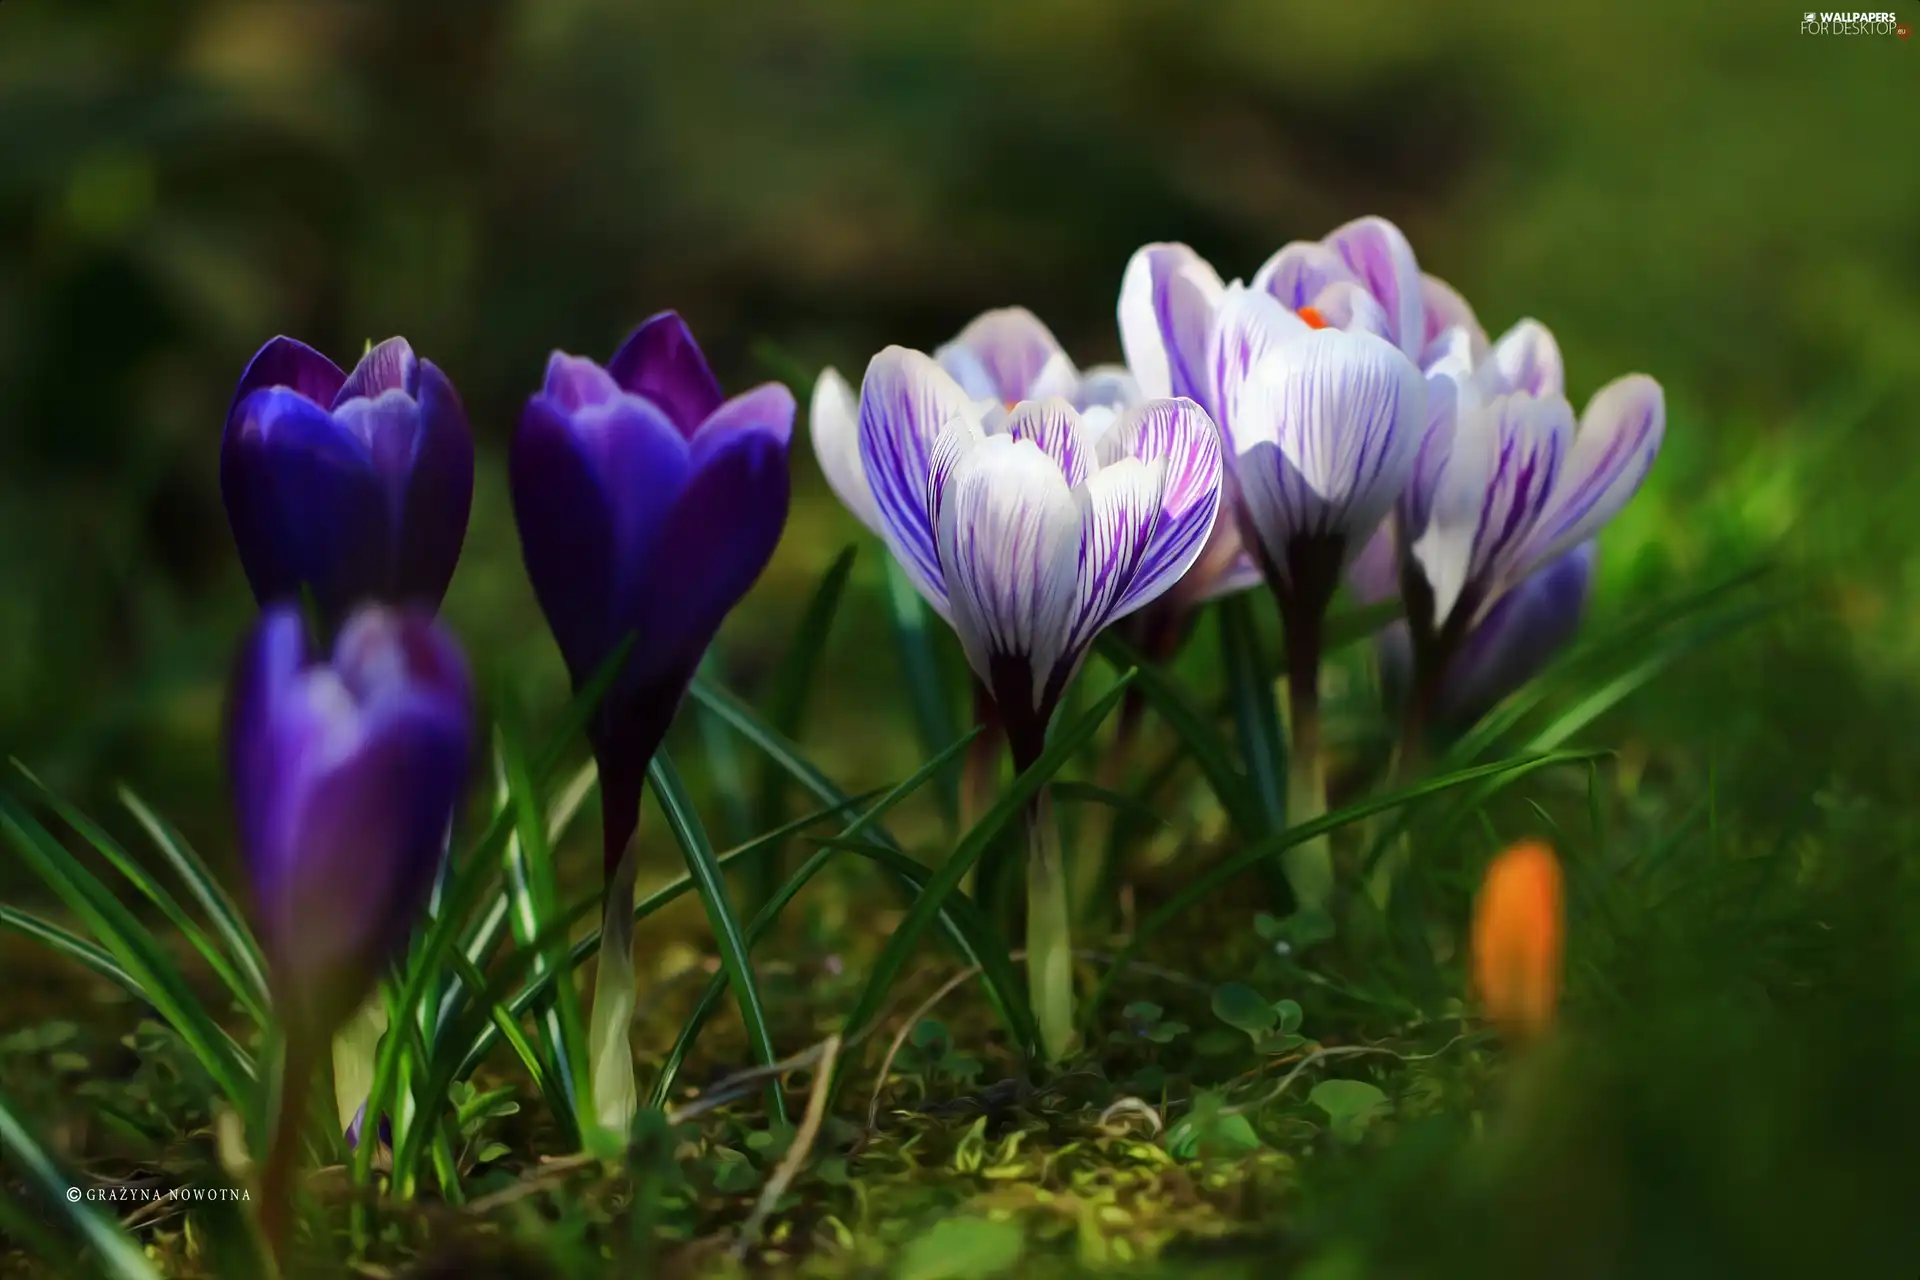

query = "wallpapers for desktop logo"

[1799,10,1905,32]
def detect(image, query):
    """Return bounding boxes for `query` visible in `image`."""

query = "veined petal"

[1002,398,1096,487]
[1399,366,1460,540]
[1206,285,1311,450]
[1421,274,1488,359]
[1485,319,1564,399]
[390,359,473,609]
[858,347,979,615]
[1309,281,1393,342]
[1509,374,1663,582]
[230,336,345,415]
[1323,216,1426,360]
[1252,241,1359,311]
[933,433,1083,709]
[1097,398,1224,616]
[606,311,725,436]
[937,307,1078,403]
[1072,364,1142,414]
[1228,329,1425,578]
[1193,538,1264,602]
[1442,541,1594,724]
[1065,458,1163,658]
[337,337,418,405]
[1118,242,1225,403]
[809,367,881,534]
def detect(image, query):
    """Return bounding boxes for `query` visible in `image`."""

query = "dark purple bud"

[345,1102,393,1152]
[221,336,475,633]
[509,312,793,876]
[1439,542,1595,727]
[229,604,473,1042]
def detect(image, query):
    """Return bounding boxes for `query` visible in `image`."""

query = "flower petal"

[858,346,978,616]
[1065,457,1163,658]
[1227,329,1426,580]
[607,311,726,436]
[389,360,473,609]
[1441,542,1594,724]
[1072,364,1142,414]
[231,336,345,414]
[1097,398,1224,616]
[1118,242,1225,403]
[936,307,1078,403]
[1484,319,1564,399]
[1421,273,1487,359]
[1206,285,1311,449]
[809,366,881,533]
[1002,398,1096,487]
[1322,216,1426,360]
[336,337,418,405]
[1398,366,1461,541]
[1252,240,1360,310]
[1509,374,1663,580]
[933,431,1083,711]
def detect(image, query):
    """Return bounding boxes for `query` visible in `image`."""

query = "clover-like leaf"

[1212,982,1277,1037]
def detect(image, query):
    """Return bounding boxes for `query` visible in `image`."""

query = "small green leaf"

[1310,1079,1389,1142]
[1273,999,1304,1035]
[1121,1000,1163,1023]
[1211,982,1277,1036]
[710,1149,760,1194]
[1144,1020,1189,1045]
[896,1216,1025,1280]
[472,1143,510,1165]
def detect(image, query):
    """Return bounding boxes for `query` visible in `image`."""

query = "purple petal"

[230,336,346,415]
[1226,329,1426,581]
[1454,393,1575,619]
[1510,374,1663,581]
[1001,399,1096,487]
[1205,286,1311,450]
[936,308,1077,404]
[1070,365,1142,415]
[1064,459,1163,659]
[933,431,1083,714]
[858,347,978,617]
[1307,281,1393,342]
[542,352,623,411]
[1348,523,1400,606]
[1398,367,1461,540]
[809,367,882,534]
[387,360,473,609]
[607,312,726,436]
[1097,398,1224,616]
[1251,241,1358,312]
[1485,320,1564,399]
[221,386,392,627]
[1322,216,1426,360]
[1441,542,1594,724]
[1118,243,1225,403]
[509,391,692,689]
[335,337,418,406]
[1420,274,1487,358]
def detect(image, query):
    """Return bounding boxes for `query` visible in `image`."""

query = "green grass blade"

[687,674,1030,1046]
[0,794,253,1105]
[647,750,787,1124]
[883,557,961,827]
[1083,747,1604,1025]
[11,762,265,1024]
[696,649,756,845]
[1217,595,1289,836]
[450,788,883,1083]
[646,728,986,1106]
[837,671,1137,1057]
[446,951,569,1125]
[0,1091,163,1280]
[0,904,147,1001]
[1094,635,1262,835]
[117,785,271,1013]
[496,721,589,1142]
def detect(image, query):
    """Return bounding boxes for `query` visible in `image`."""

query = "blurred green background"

[1,2,1919,1271]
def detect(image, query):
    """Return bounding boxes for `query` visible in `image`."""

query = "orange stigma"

[1296,306,1331,330]
[1470,840,1565,1043]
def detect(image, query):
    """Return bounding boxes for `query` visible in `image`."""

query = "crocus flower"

[857,344,1223,1059]
[1471,840,1565,1042]
[221,336,473,632]
[510,312,794,877]
[1352,528,1597,730]
[228,603,473,1043]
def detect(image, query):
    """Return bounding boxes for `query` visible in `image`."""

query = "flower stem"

[1024,787,1075,1063]
[589,842,642,1138]
[1281,598,1333,911]
[257,1032,315,1270]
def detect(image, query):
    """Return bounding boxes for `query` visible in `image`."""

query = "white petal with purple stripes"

[1321,216,1427,361]
[1096,398,1225,616]
[1206,285,1311,450]
[808,367,882,535]
[1508,373,1663,584]
[1118,243,1226,403]
[937,307,1080,404]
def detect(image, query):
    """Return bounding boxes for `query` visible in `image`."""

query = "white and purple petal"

[858,347,981,617]
[1321,216,1426,361]
[936,307,1079,404]
[1251,241,1359,312]
[1440,541,1594,724]
[1484,319,1564,400]
[1205,285,1311,448]
[1096,398,1224,616]
[1001,398,1097,488]
[809,366,882,535]
[1509,374,1663,583]
[1118,242,1226,403]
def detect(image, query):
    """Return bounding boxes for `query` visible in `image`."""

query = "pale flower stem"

[589,843,642,1138]
[1024,787,1076,1063]
[257,1033,315,1271]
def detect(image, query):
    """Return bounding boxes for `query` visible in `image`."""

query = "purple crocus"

[510,312,794,877]
[228,604,473,1042]
[856,344,1222,1059]
[1352,528,1597,730]
[221,337,473,632]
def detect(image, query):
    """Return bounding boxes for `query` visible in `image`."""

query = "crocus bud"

[509,311,793,876]
[228,604,473,1043]
[220,336,474,634]
[1471,840,1565,1042]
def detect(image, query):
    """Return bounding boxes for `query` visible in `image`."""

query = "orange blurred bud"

[1470,840,1564,1040]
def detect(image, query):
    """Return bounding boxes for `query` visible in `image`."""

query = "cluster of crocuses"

[217,215,1660,1178]
[808,216,1661,1056]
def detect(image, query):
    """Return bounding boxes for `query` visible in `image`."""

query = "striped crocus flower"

[855,343,1223,1060]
